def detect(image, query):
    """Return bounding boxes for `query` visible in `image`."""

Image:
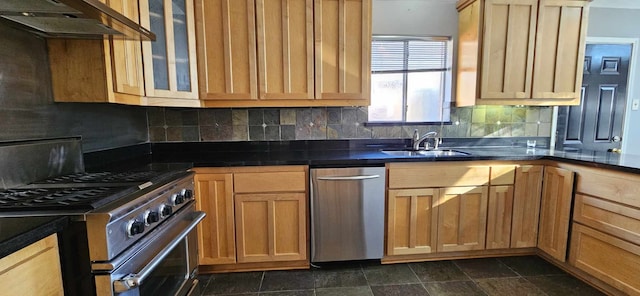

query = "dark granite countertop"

[0,216,67,258]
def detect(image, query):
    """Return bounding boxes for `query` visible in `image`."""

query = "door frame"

[551,37,638,153]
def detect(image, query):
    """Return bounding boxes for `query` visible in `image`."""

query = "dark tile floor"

[197,256,605,296]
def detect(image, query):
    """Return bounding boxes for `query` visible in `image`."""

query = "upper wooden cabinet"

[456,0,589,106]
[196,0,371,107]
[140,0,200,106]
[49,0,145,105]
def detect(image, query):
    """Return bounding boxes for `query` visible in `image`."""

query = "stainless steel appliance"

[310,167,385,262]
[0,138,204,296]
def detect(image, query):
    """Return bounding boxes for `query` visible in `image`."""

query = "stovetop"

[0,186,135,211]
[0,170,185,213]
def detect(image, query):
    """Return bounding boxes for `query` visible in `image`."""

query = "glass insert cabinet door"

[140,0,199,100]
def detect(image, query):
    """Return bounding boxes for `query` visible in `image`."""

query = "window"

[368,37,452,123]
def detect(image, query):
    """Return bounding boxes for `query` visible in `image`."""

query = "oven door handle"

[113,211,206,293]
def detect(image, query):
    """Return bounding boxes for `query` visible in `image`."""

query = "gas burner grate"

[34,171,166,184]
[0,187,133,211]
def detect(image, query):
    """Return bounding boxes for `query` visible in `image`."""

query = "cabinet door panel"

[487,185,514,249]
[195,173,236,265]
[387,189,438,255]
[511,165,544,248]
[538,166,574,262]
[481,0,537,100]
[314,0,371,101]
[196,0,258,100]
[109,0,145,97]
[256,0,314,100]
[437,186,488,252]
[235,193,307,262]
[532,0,588,103]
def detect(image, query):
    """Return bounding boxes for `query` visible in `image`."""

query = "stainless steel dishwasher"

[310,167,385,262]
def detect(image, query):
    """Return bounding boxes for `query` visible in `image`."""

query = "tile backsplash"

[147,105,553,142]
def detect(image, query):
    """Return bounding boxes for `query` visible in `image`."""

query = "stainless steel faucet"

[412,129,439,150]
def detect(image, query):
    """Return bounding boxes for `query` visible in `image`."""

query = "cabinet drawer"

[574,194,640,245]
[569,224,640,295]
[576,169,640,208]
[388,163,490,188]
[490,165,516,185]
[234,172,306,193]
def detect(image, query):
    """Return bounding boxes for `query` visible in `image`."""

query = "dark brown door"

[556,44,631,152]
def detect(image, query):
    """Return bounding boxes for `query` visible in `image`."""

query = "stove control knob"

[182,189,193,200]
[127,220,145,237]
[145,211,160,225]
[171,193,185,205]
[160,204,173,218]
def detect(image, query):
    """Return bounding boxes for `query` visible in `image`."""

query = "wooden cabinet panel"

[538,166,574,262]
[195,173,236,265]
[437,186,488,252]
[576,167,640,209]
[314,0,371,101]
[235,193,307,262]
[531,0,588,103]
[490,165,516,185]
[0,234,64,296]
[108,0,145,97]
[388,163,490,189]
[256,0,314,100]
[574,194,640,246]
[480,0,537,100]
[387,189,439,255]
[196,0,258,100]
[487,185,514,249]
[511,165,543,248]
[140,0,200,101]
[234,171,307,193]
[569,224,640,295]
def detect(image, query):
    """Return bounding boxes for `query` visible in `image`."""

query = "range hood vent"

[0,0,155,40]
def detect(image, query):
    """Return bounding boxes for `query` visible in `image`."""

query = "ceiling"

[591,0,640,9]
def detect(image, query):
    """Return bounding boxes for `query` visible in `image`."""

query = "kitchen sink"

[381,149,471,157]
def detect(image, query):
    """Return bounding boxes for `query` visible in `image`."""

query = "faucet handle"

[412,129,419,141]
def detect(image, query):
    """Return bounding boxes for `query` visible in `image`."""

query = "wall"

[587,7,640,154]
[0,23,148,152]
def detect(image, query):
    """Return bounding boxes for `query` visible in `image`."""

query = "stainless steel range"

[0,138,205,296]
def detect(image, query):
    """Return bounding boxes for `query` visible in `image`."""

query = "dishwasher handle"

[317,175,381,181]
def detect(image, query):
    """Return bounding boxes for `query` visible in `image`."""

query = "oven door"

[93,202,205,296]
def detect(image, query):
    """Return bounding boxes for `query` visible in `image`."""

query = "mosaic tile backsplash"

[147,106,553,142]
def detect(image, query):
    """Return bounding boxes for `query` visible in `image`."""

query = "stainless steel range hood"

[0,0,155,40]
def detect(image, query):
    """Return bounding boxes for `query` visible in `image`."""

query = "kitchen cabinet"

[196,0,371,107]
[139,0,200,106]
[386,188,439,255]
[437,186,489,252]
[192,166,308,272]
[0,234,64,295]
[456,0,589,106]
[194,173,236,265]
[538,166,574,262]
[49,0,145,105]
[510,165,544,248]
[486,185,514,249]
[567,166,640,295]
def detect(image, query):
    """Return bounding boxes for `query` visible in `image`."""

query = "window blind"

[371,39,448,73]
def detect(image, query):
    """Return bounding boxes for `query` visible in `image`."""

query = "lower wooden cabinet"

[195,173,236,265]
[386,188,438,255]
[0,234,64,296]
[437,186,489,252]
[570,224,640,295]
[511,165,544,248]
[193,166,308,271]
[486,185,514,249]
[235,193,307,262]
[538,166,575,262]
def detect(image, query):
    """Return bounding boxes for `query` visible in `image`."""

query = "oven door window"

[138,239,188,296]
